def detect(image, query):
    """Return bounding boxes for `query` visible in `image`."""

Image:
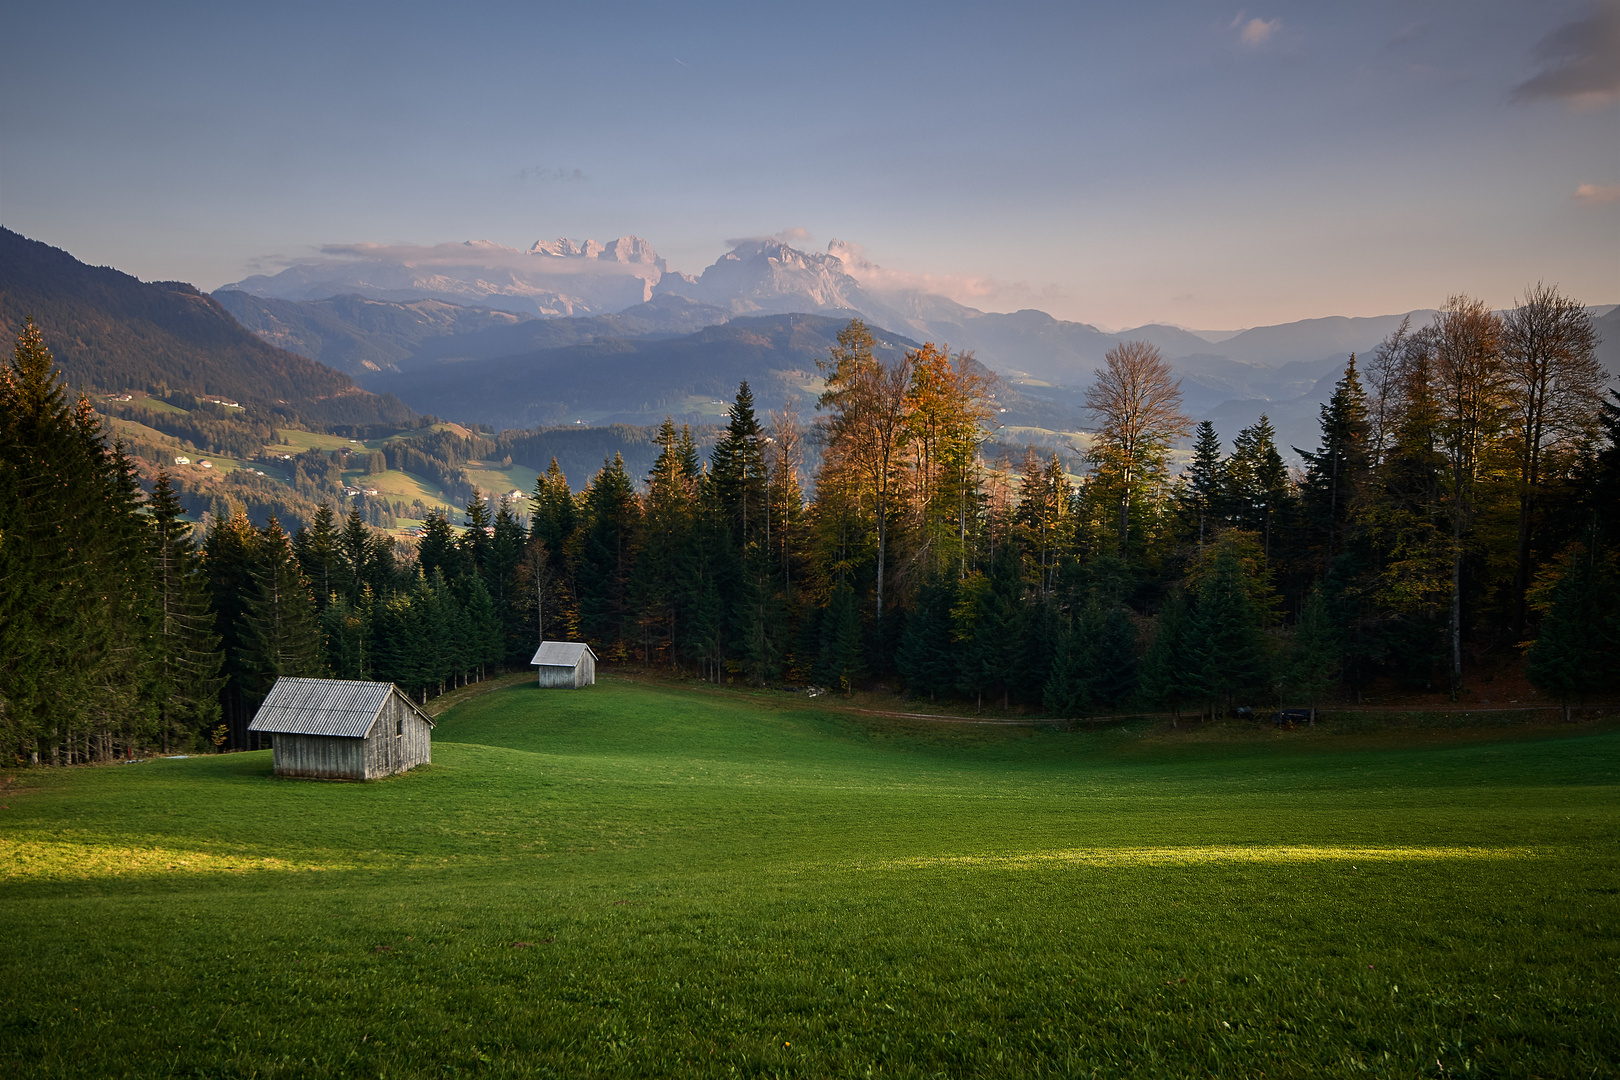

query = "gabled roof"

[529,641,598,667]
[247,677,434,738]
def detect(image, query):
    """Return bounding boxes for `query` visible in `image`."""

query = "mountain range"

[223,234,1619,458]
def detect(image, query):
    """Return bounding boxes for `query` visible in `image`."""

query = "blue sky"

[2,0,1615,328]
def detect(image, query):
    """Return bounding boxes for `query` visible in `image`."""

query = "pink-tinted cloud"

[1574,182,1620,205]
[1229,12,1280,47]
[826,239,1044,310]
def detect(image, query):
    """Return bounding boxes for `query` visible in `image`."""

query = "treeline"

[5,291,1617,764]
[484,299,1619,716]
[99,396,280,459]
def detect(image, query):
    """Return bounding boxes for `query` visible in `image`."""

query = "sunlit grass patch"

[0,834,363,881]
[865,843,1548,873]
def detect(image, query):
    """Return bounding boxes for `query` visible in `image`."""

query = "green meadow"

[1,678,1615,1078]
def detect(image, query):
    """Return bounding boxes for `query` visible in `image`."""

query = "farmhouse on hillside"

[247,677,434,780]
[531,641,598,688]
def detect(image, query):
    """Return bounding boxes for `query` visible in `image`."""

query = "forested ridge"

[0,228,416,429]
[3,290,1617,764]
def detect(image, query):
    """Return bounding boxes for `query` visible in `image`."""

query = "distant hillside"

[216,290,737,376]
[0,228,414,428]
[212,291,534,375]
[367,312,1074,434]
[367,313,917,430]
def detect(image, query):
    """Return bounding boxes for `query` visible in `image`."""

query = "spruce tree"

[1297,356,1371,571]
[1140,589,1191,724]
[415,509,458,584]
[1090,605,1140,711]
[239,518,325,702]
[1184,533,1269,719]
[575,454,640,656]
[1182,421,1225,546]
[710,381,768,550]
[293,502,342,610]
[146,472,224,750]
[486,496,527,664]
[1280,585,1339,722]
[1526,541,1619,721]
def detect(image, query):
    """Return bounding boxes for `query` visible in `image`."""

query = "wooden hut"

[247,677,433,780]
[530,641,598,688]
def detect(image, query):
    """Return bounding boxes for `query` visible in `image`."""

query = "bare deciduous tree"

[1432,295,1507,696]
[1083,340,1192,551]
[1502,282,1606,635]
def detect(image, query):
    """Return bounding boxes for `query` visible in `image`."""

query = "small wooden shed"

[530,641,598,688]
[247,677,434,780]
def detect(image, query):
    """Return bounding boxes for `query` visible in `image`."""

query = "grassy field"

[1,677,1615,1078]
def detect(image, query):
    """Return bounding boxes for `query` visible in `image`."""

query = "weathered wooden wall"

[536,654,594,688]
[361,694,432,779]
[269,691,431,780]
[270,733,365,779]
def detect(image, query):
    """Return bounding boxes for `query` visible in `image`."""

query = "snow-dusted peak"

[529,238,582,257]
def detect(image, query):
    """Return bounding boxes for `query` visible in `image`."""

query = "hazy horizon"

[3,1,1615,329]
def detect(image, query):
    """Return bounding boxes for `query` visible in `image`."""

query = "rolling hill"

[0,228,414,428]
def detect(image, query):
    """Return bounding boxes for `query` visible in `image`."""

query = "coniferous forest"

[3,291,1617,764]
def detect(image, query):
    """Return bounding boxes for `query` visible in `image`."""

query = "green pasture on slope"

[0,679,1615,1078]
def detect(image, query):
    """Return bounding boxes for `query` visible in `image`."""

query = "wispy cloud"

[826,239,1038,309]
[1575,182,1620,205]
[516,166,586,183]
[724,227,814,248]
[1513,1,1620,107]
[1229,11,1280,47]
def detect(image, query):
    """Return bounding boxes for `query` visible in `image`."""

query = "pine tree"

[0,319,144,761]
[460,489,492,579]
[817,581,866,694]
[897,576,958,699]
[1182,421,1225,546]
[1525,540,1619,721]
[530,457,578,573]
[1225,414,1293,561]
[1280,585,1338,722]
[575,454,640,657]
[1140,589,1191,724]
[293,502,342,610]
[1297,356,1371,571]
[415,509,458,584]
[1184,532,1270,720]
[146,472,224,751]
[1042,610,1094,719]
[710,381,768,551]
[239,518,325,703]
[486,495,527,664]
[1090,605,1139,711]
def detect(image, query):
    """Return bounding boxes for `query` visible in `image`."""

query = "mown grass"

[1,676,1615,1078]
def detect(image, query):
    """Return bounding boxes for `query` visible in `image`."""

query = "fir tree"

[710,381,768,550]
[1298,356,1371,571]
[575,454,641,656]
[1140,589,1192,724]
[146,472,224,751]
[415,509,458,584]
[239,518,325,702]
[1525,540,1619,721]
[1090,605,1140,711]
[1279,586,1339,722]
[293,502,342,610]
[1182,421,1225,546]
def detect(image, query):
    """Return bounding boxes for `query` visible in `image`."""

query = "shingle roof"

[247,678,432,738]
[529,641,597,667]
